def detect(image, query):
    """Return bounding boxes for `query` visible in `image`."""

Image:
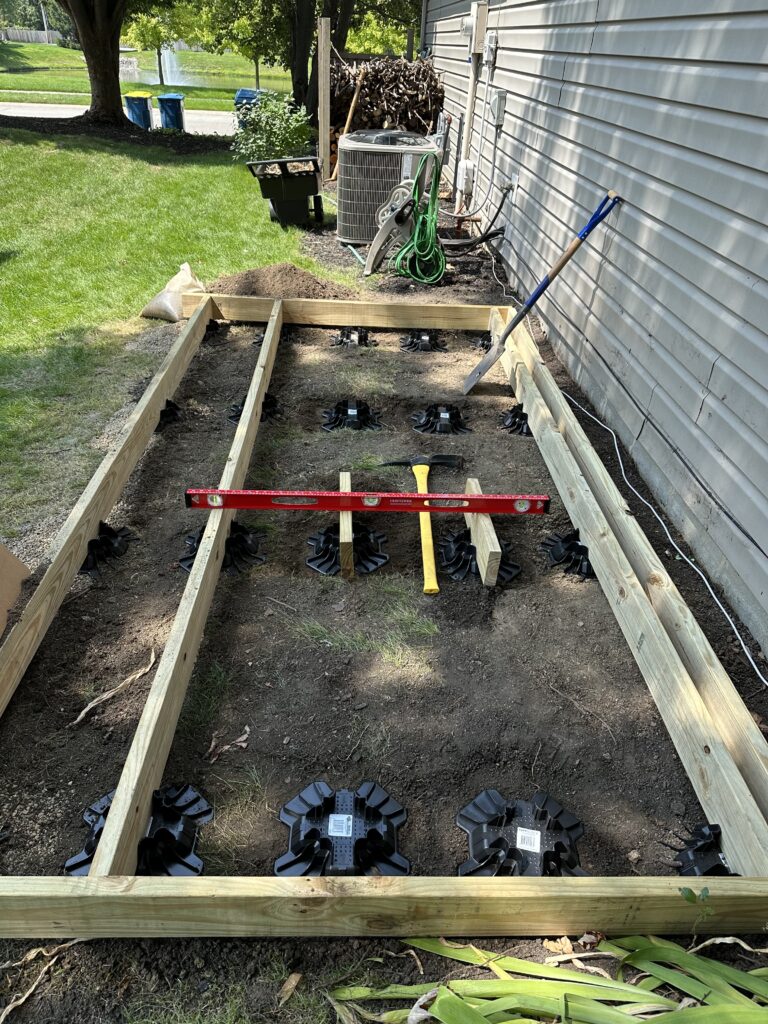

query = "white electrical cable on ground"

[560,390,768,688]
[486,245,766,686]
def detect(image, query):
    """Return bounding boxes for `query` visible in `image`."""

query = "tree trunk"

[55,0,128,124]
[156,47,165,86]
[254,58,260,88]
[289,0,314,107]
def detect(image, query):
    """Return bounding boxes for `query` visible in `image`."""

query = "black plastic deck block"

[155,399,183,433]
[79,521,137,576]
[457,789,586,877]
[471,332,492,352]
[228,391,282,425]
[332,327,376,347]
[180,521,266,575]
[411,404,471,435]
[64,784,213,877]
[322,399,382,432]
[672,823,736,877]
[540,529,596,580]
[500,406,533,436]
[274,780,410,876]
[306,522,389,576]
[400,329,447,353]
[438,528,521,585]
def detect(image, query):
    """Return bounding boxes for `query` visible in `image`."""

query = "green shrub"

[232,91,312,162]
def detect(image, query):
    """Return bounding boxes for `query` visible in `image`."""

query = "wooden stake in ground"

[317,17,331,179]
[339,471,354,579]
[330,67,366,183]
[463,478,502,586]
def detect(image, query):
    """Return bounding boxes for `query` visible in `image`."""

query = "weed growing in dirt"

[179,660,232,740]
[290,574,439,667]
[125,984,250,1024]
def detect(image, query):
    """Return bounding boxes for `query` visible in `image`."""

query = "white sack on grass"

[140,262,206,322]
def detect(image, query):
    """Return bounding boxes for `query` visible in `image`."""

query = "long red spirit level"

[186,488,550,515]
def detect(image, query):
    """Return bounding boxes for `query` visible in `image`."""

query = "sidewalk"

[0,101,235,135]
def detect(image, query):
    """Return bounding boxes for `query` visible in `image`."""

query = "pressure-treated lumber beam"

[463,478,501,586]
[0,876,766,938]
[500,334,768,876]
[317,17,331,179]
[495,308,768,824]
[339,471,354,579]
[0,298,217,721]
[181,293,504,331]
[88,300,284,877]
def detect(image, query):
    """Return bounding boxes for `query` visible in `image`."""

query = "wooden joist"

[463,478,501,586]
[497,309,768,823]
[0,298,217,721]
[181,293,504,331]
[499,323,768,876]
[0,876,766,938]
[88,300,284,876]
[339,471,354,579]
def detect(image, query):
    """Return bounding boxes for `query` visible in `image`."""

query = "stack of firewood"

[329,57,444,170]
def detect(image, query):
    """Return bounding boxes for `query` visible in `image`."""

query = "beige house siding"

[425,0,768,648]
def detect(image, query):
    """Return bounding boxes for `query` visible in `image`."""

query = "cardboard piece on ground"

[0,544,30,634]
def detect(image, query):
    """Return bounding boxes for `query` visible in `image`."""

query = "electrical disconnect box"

[483,29,498,67]
[490,89,507,128]
[460,1,489,58]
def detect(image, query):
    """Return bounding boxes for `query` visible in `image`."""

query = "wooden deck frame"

[1,292,767,937]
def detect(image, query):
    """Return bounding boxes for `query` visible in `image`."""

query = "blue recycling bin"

[125,92,152,130]
[234,87,262,111]
[157,92,185,131]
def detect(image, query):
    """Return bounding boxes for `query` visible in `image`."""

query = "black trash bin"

[246,157,324,227]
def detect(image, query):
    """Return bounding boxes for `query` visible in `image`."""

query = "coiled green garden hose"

[393,153,446,285]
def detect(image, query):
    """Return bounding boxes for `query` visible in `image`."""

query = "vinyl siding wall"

[425,0,768,649]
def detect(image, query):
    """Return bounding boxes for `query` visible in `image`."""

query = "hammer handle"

[412,464,439,595]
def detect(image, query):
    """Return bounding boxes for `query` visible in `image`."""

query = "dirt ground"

[1,247,766,1023]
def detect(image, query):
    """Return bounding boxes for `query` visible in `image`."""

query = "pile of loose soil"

[208,262,358,300]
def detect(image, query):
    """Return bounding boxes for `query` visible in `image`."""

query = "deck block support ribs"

[463,478,501,586]
[339,471,354,579]
[88,299,284,877]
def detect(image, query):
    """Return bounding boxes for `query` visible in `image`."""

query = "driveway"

[0,101,235,135]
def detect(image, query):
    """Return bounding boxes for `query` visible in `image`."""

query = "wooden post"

[330,66,366,182]
[463,478,501,586]
[317,16,331,180]
[500,330,768,877]
[339,471,354,579]
[0,298,216,721]
[89,301,284,877]
[495,307,768,826]
[406,27,415,60]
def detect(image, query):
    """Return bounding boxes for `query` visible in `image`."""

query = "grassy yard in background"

[0,41,291,109]
[0,127,324,539]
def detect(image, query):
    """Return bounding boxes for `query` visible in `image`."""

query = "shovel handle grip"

[412,464,439,595]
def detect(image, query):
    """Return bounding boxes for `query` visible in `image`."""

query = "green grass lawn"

[0,127,328,538]
[0,41,290,108]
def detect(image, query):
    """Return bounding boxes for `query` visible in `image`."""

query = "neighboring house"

[424,0,768,649]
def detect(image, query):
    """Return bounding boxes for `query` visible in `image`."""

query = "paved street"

[0,101,235,135]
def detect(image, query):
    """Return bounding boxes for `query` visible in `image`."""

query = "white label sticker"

[328,814,353,838]
[516,827,541,853]
[401,154,414,180]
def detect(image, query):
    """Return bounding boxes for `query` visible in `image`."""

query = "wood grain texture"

[0,298,215,721]
[339,471,354,579]
[88,300,284,877]
[317,17,331,178]
[500,339,768,876]
[498,309,768,826]
[0,876,766,938]
[463,478,501,586]
[181,293,505,330]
